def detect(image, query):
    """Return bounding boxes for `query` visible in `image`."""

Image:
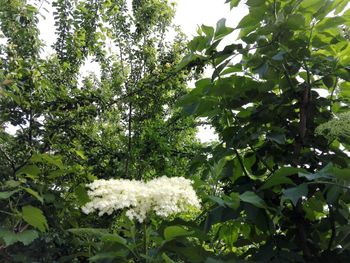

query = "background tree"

[0,0,200,261]
[178,0,350,262]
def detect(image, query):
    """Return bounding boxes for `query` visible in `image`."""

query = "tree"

[0,0,199,261]
[178,0,350,261]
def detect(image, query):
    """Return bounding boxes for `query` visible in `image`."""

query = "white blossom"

[81,176,201,222]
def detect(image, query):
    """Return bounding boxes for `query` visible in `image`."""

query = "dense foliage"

[0,0,200,261]
[178,0,350,262]
[1,0,350,262]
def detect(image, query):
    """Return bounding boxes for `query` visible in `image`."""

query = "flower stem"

[143,222,148,262]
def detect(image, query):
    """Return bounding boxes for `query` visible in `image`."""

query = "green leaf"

[221,64,243,75]
[227,192,241,210]
[16,165,41,178]
[266,132,286,144]
[253,62,268,78]
[212,59,231,81]
[0,230,17,246]
[23,187,43,203]
[226,0,241,9]
[246,0,265,7]
[176,54,205,71]
[299,163,333,181]
[272,51,287,61]
[260,175,295,190]
[286,14,305,30]
[331,167,350,181]
[282,184,308,206]
[260,167,305,191]
[74,184,90,206]
[237,14,260,29]
[201,25,214,39]
[240,191,266,208]
[188,36,211,52]
[31,153,64,169]
[209,196,226,207]
[101,233,127,245]
[214,18,234,40]
[17,230,39,245]
[299,0,326,13]
[22,205,48,232]
[89,251,129,262]
[162,253,175,263]
[164,226,193,241]
[322,76,335,88]
[316,17,347,31]
[0,229,38,246]
[277,167,306,177]
[0,189,20,199]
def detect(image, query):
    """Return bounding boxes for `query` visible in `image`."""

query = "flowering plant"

[82,176,201,222]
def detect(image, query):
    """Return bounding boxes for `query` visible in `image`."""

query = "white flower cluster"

[82,176,201,223]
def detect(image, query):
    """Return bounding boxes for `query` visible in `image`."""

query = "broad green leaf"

[240,191,266,208]
[201,25,214,39]
[226,0,241,9]
[227,192,240,210]
[31,154,64,169]
[212,59,231,80]
[5,180,21,188]
[246,0,265,7]
[260,174,295,190]
[0,230,17,246]
[299,163,333,181]
[0,189,20,199]
[16,165,41,178]
[101,233,127,245]
[0,229,38,246]
[331,167,350,181]
[176,54,206,70]
[74,184,90,206]
[17,230,39,245]
[23,187,43,203]
[253,62,268,78]
[221,64,243,75]
[209,196,226,207]
[164,225,193,241]
[334,0,349,14]
[214,18,234,40]
[89,251,129,262]
[272,51,287,61]
[274,167,306,177]
[316,17,347,31]
[189,36,211,52]
[266,132,286,144]
[237,14,260,29]
[162,253,175,263]
[299,0,327,13]
[322,76,335,88]
[22,205,48,232]
[282,184,308,206]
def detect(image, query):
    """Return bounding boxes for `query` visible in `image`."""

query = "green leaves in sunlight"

[22,206,48,232]
[175,0,350,261]
[164,225,194,241]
